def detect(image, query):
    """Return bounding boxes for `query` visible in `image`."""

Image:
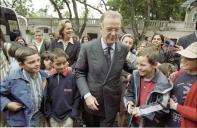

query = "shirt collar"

[34,40,43,45]
[22,69,39,80]
[57,38,74,44]
[53,68,69,77]
[101,37,115,50]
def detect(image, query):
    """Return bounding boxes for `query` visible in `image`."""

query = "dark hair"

[195,21,197,31]
[152,33,164,43]
[8,43,23,58]
[81,35,90,43]
[137,46,159,65]
[15,47,38,63]
[15,36,27,46]
[40,51,53,70]
[51,48,69,61]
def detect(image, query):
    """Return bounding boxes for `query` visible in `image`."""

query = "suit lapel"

[103,42,122,84]
[93,39,109,76]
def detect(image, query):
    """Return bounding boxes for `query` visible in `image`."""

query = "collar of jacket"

[10,69,48,82]
[53,68,69,77]
[133,68,173,94]
[57,38,74,44]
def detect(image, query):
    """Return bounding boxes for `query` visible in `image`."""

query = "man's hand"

[7,102,23,112]
[85,95,99,111]
[132,107,141,117]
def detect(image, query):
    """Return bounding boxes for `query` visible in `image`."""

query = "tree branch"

[2,0,10,7]
[101,0,107,11]
[72,0,80,32]
[11,0,18,8]
[76,0,104,14]
[63,0,72,20]
[49,0,63,19]
[79,0,88,37]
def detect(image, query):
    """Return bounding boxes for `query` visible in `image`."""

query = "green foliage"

[4,0,33,17]
[107,0,186,21]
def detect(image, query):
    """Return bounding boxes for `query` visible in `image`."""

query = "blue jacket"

[44,72,81,121]
[0,69,47,127]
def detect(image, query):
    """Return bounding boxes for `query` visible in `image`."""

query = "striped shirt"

[23,70,43,115]
[0,49,9,82]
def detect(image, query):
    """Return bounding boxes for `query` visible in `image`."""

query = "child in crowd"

[15,36,27,46]
[0,47,48,127]
[166,42,197,128]
[5,43,23,79]
[124,46,172,127]
[40,51,55,76]
[117,34,136,127]
[121,34,136,68]
[81,35,90,43]
[44,48,81,127]
[136,40,154,55]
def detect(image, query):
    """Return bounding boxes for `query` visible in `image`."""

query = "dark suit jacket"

[50,38,80,67]
[75,38,133,118]
[177,32,197,48]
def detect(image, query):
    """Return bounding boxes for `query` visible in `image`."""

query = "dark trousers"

[82,109,117,127]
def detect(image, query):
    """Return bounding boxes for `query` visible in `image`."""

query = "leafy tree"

[1,0,33,17]
[48,0,89,37]
[107,0,186,43]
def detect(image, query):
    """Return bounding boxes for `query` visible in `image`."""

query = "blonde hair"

[58,19,72,38]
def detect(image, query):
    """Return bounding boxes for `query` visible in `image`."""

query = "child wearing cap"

[166,42,197,128]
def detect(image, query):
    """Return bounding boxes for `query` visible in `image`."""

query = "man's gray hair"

[100,10,122,23]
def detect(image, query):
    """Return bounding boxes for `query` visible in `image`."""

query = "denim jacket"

[0,69,47,127]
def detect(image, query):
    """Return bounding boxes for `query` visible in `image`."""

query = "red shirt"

[134,77,155,125]
[139,77,155,105]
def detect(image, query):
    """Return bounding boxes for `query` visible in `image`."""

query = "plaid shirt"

[0,49,9,81]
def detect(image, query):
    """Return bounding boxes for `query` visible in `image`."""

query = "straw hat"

[177,42,197,59]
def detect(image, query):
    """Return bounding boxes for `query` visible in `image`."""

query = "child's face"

[136,56,157,79]
[53,57,68,73]
[122,37,134,49]
[152,35,162,48]
[20,54,41,75]
[44,58,52,70]
[181,57,197,71]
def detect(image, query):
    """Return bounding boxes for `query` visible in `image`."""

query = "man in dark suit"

[177,21,197,48]
[33,30,50,54]
[75,10,133,127]
[50,19,80,70]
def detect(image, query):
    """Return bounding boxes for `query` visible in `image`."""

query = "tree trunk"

[79,0,88,38]
[72,0,80,33]
[63,0,72,20]
[49,0,63,19]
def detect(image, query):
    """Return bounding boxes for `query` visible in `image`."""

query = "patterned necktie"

[104,47,111,67]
